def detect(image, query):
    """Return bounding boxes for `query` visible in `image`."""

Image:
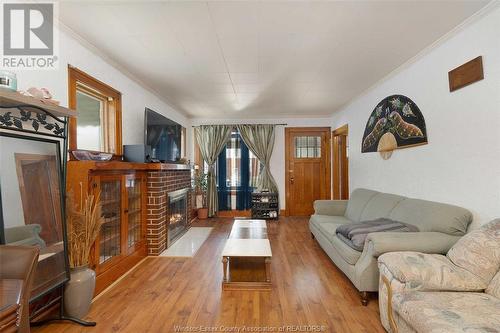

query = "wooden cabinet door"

[285,127,331,216]
[92,174,125,274]
[124,173,146,254]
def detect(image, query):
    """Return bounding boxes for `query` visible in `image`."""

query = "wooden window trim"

[68,65,123,156]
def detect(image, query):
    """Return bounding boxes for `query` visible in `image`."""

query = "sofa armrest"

[313,200,348,216]
[366,231,460,257]
[4,224,45,247]
[378,252,488,292]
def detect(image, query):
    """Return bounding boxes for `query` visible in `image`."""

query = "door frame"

[332,124,349,200]
[284,127,331,216]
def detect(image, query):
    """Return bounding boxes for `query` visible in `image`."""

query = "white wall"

[13,26,191,156]
[191,117,332,209]
[331,6,500,228]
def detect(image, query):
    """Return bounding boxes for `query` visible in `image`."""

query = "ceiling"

[59,1,489,119]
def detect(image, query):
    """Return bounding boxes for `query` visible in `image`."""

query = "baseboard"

[217,210,251,218]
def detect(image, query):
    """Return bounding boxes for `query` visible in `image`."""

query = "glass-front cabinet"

[97,176,122,269]
[90,172,146,274]
[125,174,145,253]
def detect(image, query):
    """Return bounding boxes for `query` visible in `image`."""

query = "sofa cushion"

[331,236,362,265]
[447,219,500,284]
[344,188,378,222]
[487,271,500,299]
[359,193,406,222]
[310,215,351,229]
[388,198,471,235]
[311,215,351,239]
[379,252,487,291]
[393,291,500,333]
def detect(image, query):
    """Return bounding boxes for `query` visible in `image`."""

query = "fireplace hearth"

[167,188,189,246]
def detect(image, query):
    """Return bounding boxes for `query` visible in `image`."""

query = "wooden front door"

[285,127,331,216]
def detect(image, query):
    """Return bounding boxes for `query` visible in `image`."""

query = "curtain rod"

[192,123,287,127]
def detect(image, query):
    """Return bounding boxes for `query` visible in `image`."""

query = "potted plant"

[194,170,209,219]
[64,190,104,319]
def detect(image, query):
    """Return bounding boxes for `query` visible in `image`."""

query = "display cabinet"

[93,175,123,273]
[67,161,148,295]
[88,171,146,293]
[126,174,144,254]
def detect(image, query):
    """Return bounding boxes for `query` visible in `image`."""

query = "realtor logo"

[1,2,58,70]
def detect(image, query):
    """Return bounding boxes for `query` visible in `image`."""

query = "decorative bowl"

[71,150,113,161]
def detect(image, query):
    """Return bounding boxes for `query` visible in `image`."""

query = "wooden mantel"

[68,160,193,171]
[67,160,193,209]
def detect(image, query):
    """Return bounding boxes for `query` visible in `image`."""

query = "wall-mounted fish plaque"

[361,95,427,159]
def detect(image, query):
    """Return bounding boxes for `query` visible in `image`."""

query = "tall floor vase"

[64,265,96,318]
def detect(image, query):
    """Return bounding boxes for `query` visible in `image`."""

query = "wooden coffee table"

[222,219,272,291]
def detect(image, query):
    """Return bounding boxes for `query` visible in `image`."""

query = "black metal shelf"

[251,192,279,220]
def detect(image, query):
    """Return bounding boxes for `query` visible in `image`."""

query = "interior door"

[332,125,349,200]
[285,127,331,216]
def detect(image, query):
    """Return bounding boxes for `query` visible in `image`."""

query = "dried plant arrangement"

[66,188,104,268]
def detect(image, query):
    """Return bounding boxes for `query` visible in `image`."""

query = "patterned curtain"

[194,125,232,217]
[237,124,278,193]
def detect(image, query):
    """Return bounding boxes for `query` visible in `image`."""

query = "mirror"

[0,132,69,298]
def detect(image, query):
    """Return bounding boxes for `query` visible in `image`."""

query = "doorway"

[285,127,331,216]
[332,125,349,200]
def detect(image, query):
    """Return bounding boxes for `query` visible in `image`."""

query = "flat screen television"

[145,108,182,162]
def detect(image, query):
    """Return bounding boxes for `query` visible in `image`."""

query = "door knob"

[290,177,294,184]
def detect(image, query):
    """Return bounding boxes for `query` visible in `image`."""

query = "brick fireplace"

[146,169,194,255]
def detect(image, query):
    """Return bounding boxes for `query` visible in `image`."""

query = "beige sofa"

[309,188,472,305]
[378,219,500,332]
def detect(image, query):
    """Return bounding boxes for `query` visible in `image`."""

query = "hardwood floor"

[33,217,384,333]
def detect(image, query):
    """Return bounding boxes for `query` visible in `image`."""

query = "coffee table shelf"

[222,219,272,291]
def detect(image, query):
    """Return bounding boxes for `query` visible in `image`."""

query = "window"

[68,66,122,155]
[217,130,262,211]
[294,136,321,158]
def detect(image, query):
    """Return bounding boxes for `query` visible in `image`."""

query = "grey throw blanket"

[336,218,419,251]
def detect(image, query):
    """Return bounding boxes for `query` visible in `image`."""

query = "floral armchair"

[377,219,500,332]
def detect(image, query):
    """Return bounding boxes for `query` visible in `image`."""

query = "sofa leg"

[311,232,315,239]
[361,291,369,306]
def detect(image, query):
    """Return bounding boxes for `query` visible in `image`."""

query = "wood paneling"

[448,56,484,92]
[32,217,384,333]
[285,127,331,216]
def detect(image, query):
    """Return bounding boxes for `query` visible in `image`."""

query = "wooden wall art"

[448,56,483,92]
[361,95,427,159]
